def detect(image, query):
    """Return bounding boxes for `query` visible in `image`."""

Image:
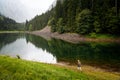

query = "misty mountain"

[0,0,31,22]
[0,0,56,23]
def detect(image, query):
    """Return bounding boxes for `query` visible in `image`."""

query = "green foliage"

[0,16,4,21]
[29,24,33,31]
[49,0,120,35]
[106,7,120,34]
[51,25,56,32]
[26,0,120,35]
[26,9,55,31]
[76,9,93,34]
[55,0,63,20]
[93,21,101,33]
[89,32,97,38]
[49,18,56,32]
[57,18,64,34]
[0,14,25,31]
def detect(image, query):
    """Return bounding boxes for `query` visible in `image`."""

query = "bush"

[51,25,56,32]
[89,32,97,38]
[58,26,64,34]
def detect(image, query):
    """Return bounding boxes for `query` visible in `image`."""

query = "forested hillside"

[26,0,120,35]
[26,8,54,31]
[0,14,24,31]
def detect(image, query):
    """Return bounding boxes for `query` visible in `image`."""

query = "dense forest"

[0,14,24,31]
[26,0,120,35]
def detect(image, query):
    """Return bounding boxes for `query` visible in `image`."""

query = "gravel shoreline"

[29,26,120,44]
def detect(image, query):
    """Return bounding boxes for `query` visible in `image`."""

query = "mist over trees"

[26,9,54,31]
[0,0,30,22]
[0,14,25,31]
[26,0,120,35]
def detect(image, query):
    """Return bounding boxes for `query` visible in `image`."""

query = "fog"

[0,0,55,22]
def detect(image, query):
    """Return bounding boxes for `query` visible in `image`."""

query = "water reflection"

[27,34,120,71]
[0,33,120,71]
[0,36,57,64]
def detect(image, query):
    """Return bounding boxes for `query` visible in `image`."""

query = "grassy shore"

[0,31,25,34]
[86,33,120,39]
[0,56,119,80]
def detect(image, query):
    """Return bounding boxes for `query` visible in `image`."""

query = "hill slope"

[26,0,120,35]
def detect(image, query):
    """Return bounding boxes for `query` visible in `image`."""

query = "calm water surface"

[0,33,120,71]
[0,34,56,63]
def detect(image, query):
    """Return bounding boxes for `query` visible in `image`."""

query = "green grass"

[86,33,120,39]
[0,31,25,34]
[0,56,120,80]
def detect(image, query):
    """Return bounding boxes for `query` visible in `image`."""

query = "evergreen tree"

[28,0,120,35]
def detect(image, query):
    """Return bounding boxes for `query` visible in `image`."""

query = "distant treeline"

[0,14,25,31]
[26,0,120,35]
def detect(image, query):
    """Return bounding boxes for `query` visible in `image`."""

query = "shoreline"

[0,27,120,44]
[28,26,120,73]
[0,28,120,76]
[29,26,120,44]
[57,62,120,77]
[1,55,120,74]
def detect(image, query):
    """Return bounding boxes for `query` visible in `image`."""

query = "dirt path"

[29,26,120,44]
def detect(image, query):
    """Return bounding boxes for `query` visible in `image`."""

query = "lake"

[0,33,120,71]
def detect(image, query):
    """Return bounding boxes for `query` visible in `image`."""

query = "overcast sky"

[20,0,55,15]
[0,0,55,22]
